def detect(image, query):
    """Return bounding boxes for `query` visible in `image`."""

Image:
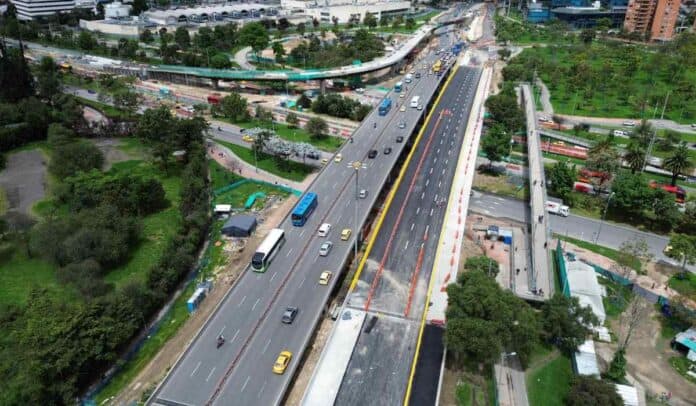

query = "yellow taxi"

[319,270,333,285]
[273,350,292,374]
[340,228,352,241]
[242,135,254,143]
[334,153,343,163]
[321,158,329,165]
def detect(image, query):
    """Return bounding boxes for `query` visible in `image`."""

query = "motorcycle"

[216,336,225,349]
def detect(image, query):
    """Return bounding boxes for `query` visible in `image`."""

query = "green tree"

[404,17,416,30]
[586,139,620,184]
[676,204,696,234]
[651,190,681,231]
[566,375,623,406]
[255,105,273,124]
[379,15,390,27]
[174,26,191,48]
[623,141,645,174]
[580,29,595,44]
[285,111,299,128]
[77,31,97,50]
[0,42,34,102]
[485,88,524,133]
[595,17,613,32]
[252,129,272,156]
[464,255,499,277]
[363,12,377,29]
[271,41,285,65]
[296,22,306,36]
[609,172,651,217]
[540,294,598,354]
[306,116,328,139]
[35,56,61,104]
[392,15,403,29]
[605,348,627,383]
[239,22,270,56]
[112,89,140,114]
[663,142,693,186]
[209,53,231,69]
[218,92,248,122]
[48,141,104,179]
[665,233,696,277]
[445,270,539,367]
[632,119,653,145]
[547,160,576,202]
[139,29,154,43]
[481,124,511,166]
[297,94,313,109]
[135,107,176,173]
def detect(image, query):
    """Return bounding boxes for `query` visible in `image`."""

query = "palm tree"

[663,143,694,186]
[624,141,646,173]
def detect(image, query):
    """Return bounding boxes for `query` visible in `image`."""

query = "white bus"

[410,96,420,108]
[251,228,285,272]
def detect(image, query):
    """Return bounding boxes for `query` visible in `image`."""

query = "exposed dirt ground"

[0,150,46,216]
[90,138,139,170]
[595,306,696,406]
[111,195,297,405]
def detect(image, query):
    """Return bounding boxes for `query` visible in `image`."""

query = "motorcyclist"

[373,122,377,129]
[217,335,225,347]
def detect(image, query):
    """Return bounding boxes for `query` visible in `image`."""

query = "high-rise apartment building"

[624,0,681,40]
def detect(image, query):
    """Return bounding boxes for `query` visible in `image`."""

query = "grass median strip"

[215,140,314,182]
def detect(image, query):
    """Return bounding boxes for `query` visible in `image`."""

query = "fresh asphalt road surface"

[150,46,450,406]
[468,191,691,271]
[338,66,482,406]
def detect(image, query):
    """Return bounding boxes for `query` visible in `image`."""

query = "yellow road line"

[348,65,461,293]
[403,66,485,406]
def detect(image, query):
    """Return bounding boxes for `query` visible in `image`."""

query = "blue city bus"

[378,98,392,116]
[292,192,318,226]
[394,82,403,92]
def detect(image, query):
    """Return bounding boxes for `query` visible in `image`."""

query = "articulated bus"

[251,228,285,272]
[292,192,318,226]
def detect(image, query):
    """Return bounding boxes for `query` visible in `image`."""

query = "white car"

[622,120,636,127]
[319,241,333,256]
[355,88,365,94]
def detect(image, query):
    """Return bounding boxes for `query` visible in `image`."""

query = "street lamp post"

[594,192,615,244]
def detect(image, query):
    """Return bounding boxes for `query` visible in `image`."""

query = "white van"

[410,96,420,108]
[318,223,331,237]
[613,130,627,137]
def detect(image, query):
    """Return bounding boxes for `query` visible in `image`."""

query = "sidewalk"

[494,354,529,406]
[208,142,315,191]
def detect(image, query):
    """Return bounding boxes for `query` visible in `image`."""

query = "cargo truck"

[545,199,570,217]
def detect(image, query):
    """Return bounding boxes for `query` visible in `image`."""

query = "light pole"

[594,192,615,244]
[350,160,366,261]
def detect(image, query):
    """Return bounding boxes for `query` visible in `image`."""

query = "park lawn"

[670,356,696,385]
[516,44,696,123]
[216,140,314,182]
[103,160,183,287]
[599,277,633,319]
[554,234,641,272]
[209,159,243,190]
[526,353,574,406]
[234,119,344,152]
[668,272,696,302]
[0,247,81,307]
[214,181,290,209]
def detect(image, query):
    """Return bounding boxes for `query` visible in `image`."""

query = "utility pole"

[660,90,670,120]
[594,192,615,244]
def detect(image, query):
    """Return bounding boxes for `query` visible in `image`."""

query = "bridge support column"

[319,79,327,95]
[211,78,219,89]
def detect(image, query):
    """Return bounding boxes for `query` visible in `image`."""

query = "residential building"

[624,0,681,40]
[651,0,681,40]
[281,0,411,24]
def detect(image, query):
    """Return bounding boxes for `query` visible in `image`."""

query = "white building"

[104,1,131,19]
[10,0,76,20]
[281,0,411,24]
[565,256,607,325]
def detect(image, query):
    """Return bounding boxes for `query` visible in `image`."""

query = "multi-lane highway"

[149,43,452,406]
[335,66,482,405]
